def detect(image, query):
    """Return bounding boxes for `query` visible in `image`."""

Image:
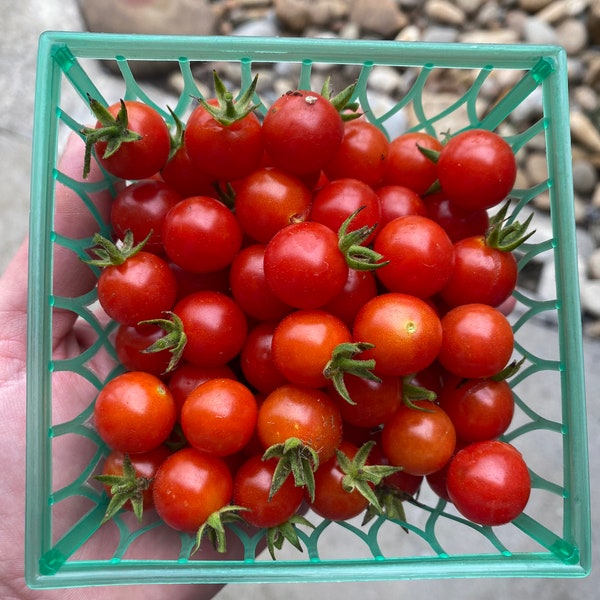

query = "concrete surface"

[3,1,597,598]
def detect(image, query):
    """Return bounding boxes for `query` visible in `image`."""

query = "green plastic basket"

[26,31,591,589]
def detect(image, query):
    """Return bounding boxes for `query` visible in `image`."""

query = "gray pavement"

[4,1,598,598]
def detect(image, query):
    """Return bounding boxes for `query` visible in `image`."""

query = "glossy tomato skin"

[446,440,531,526]
[110,179,182,255]
[163,195,243,274]
[184,104,263,182]
[160,142,218,198]
[321,268,378,328]
[94,100,171,181]
[373,215,455,299]
[97,251,177,326]
[240,321,289,395]
[257,384,343,463]
[262,89,344,175]
[438,303,514,379]
[436,129,517,212]
[352,293,443,377]
[376,185,428,228]
[310,177,382,245]
[309,440,370,521]
[173,290,248,368]
[382,132,442,195]
[229,244,294,322]
[329,372,402,429]
[263,221,349,309]
[381,400,456,476]
[233,455,305,528]
[424,192,489,243]
[100,445,172,511]
[324,119,389,186]
[234,167,312,243]
[271,309,352,389]
[152,447,234,534]
[114,322,174,375]
[168,362,237,417]
[438,375,515,442]
[438,235,518,309]
[94,371,177,454]
[181,378,258,457]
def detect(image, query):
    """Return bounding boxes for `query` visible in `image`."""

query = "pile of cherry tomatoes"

[85,72,533,557]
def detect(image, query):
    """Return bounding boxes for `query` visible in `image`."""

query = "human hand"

[0,134,239,600]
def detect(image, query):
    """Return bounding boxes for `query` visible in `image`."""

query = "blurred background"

[3,1,598,598]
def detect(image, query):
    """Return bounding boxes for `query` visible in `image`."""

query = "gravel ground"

[3,1,599,599]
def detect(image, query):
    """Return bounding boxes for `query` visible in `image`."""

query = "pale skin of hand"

[0,134,243,600]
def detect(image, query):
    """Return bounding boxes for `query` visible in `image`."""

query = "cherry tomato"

[257,384,343,463]
[233,455,305,528]
[271,309,352,389]
[324,119,389,186]
[163,195,243,274]
[446,440,531,526]
[229,244,294,322]
[436,129,517,212]
[438,303,514,379]
[96,250,178,326]
[240,321,289,395]
[264,221,348,309]
[99,445,171,512]
[173,290,248,368]
[376,184,428,228]
[234,167,312,243]
[160,141,218,198]
[152,447,234,534]
[309,440,370,521]
[94,371,177,454]
[90,100,171,181]
[381,400,456,476]
[310,177,382,245]
[373,215,455,298]
[383,131,442,195]
[110,179,182,255]
[352,293,443,377]
[262,89,344,175]
[423,192,489,243]
[114,322,174,375]
[181,378,258,457]
[185,102,263,182]
[437,375,515,442]
[438,235,518,308]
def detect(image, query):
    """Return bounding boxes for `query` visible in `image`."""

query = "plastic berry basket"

[26,31,591,589]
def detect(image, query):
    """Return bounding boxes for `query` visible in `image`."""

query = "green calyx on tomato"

[402,374,438,411]
[139,311,187,373]
[338,207,389,271]
[262,436,321,503]
[94,454,151,524]
[193,69,260,127]
[486,200,536,252]
[193,504,248,554]
[321,77,361,122]
[83,229,151,268]
[265,514,315,560]
[81,96,143,179]
[362,480,409,529]
[323,341,381,405]
[336,441,402,515]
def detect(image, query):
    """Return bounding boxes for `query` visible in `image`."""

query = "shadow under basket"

[26,31,591,589]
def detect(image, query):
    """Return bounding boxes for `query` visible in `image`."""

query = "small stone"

[525,152,549,186]
[458,29,521,43]
[455,0,488,15]
[395,24,422,42]
[573,85,599,113]
[518,0,553,11]
[523,16,558,44]
[367,66,404,95]
[555,18,589,55]
[350,0,408,37]
[587,247,600,279]
[476,1,504,27]
[422,26,460,43]
[425,0,467,25]
[572,158,598,196]
[536,0,591,23]
[583,319,600,338]
[580,278,600,317]
[592,183,600,208]
[570,111,600,153]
